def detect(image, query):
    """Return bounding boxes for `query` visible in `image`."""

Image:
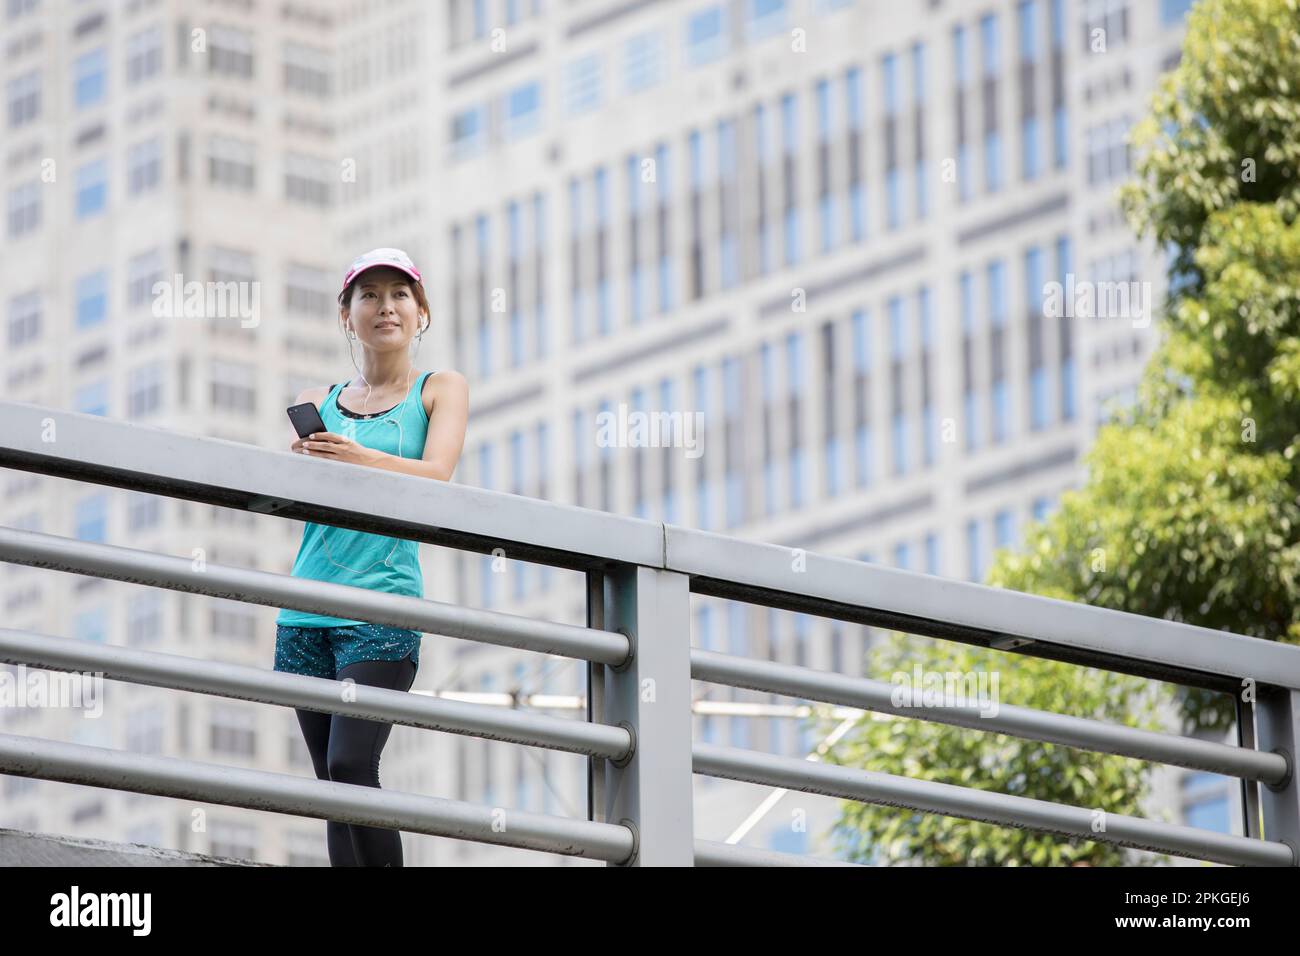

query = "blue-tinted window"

[985,130,1001,192]
[886,169,902,230]
[75,380,109,417]
[1017,0,1038,63]
[924,532,940,575]
[1023,114,1040,180]
[75,270,108,329]
[76,159,108,218]
[966,518,983,582]
[882,54,899,115]
[845,67,863,129]
[747,0,787,40]
[1053,106,1068,169]
[565,55,601,115]
[988,259,1007,327]
[76,494,108,542]
[75,608,107,644]
[694,365,712,529]
[954,25,969,88]
[980,14,999,75]
[888,295,905,359]
[786,332,805,508]
[75,48,107,108]
[451,104,487,158]
[994,509,1015,549]
[686,6,727,67]
[781,93,800,265]
[505,81,541,139]
[625,30,665,93]
[718,120,739,287]
[964,391,979,451]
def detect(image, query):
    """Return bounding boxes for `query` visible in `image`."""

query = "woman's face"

[341,266,425,350]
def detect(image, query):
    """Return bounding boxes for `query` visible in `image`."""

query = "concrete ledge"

[0,827,273,866]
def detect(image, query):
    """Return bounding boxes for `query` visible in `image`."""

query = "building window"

[6,181,40,237]
[125,705,164,754]
[209,25,255,78]
[284,153,333,207]
[7,290,41,347]
[781,92,800,265]
[74,47,107,108]
[6,69,40,127]
[75,494,108,543]
[75,380,109,417]
[75,270,109,329]
[1083,0,1129,50]
[128,361,165,418]
[210,359,257,414]
[210,703,257,757]
[450,104,487,159]
[625,30,665,93]
[127,492,161,532]
[74,608,108,644]
[565,54,601,116]
[285,262,331,316]
[966,518,983,582]
[210,598,257,642]
[283,41,331,97]
[126,25,164,85]
[208,136,256,191]
[685,5,727,67]
[76,159,109,219]
[127,137,163,195]
[127,248,164,309]
[747,0,787,41]
[127,592,163,646]
[504,80,541,139]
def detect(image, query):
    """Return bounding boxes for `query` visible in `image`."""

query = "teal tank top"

[276,370,435,629]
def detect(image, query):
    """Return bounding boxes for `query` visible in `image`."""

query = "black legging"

[295,655,417,866]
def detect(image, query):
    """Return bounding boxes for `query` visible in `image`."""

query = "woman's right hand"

[290,436,310,455]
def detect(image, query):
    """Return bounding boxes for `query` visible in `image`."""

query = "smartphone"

[287,402,327,440]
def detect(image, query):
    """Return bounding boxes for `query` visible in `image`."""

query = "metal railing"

[0,400,1297,866]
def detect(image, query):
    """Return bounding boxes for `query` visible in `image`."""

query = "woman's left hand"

[299,432,382,466]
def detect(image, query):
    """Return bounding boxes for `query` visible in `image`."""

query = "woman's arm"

[393,369,468,481]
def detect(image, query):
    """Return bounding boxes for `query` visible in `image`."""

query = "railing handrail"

[2,401,1297,866]
[4,400,1299,689]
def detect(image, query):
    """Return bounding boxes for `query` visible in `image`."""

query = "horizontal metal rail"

[693,743,1295,867]
[691,649,1291,786]
[669,527,1300,693]
[0,733,635,863]
[693,840,863,867]
[0,629,632,761]
[0,526,630,667]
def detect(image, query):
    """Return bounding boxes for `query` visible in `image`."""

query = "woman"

[277,247,468,866]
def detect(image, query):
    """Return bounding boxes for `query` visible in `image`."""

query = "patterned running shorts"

[274,622,421,681]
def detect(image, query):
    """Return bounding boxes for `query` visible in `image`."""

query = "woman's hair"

[337,270,431,334]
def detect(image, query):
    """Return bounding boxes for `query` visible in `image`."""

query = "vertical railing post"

[1255,686,1300,865]
[595,564,694,865]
